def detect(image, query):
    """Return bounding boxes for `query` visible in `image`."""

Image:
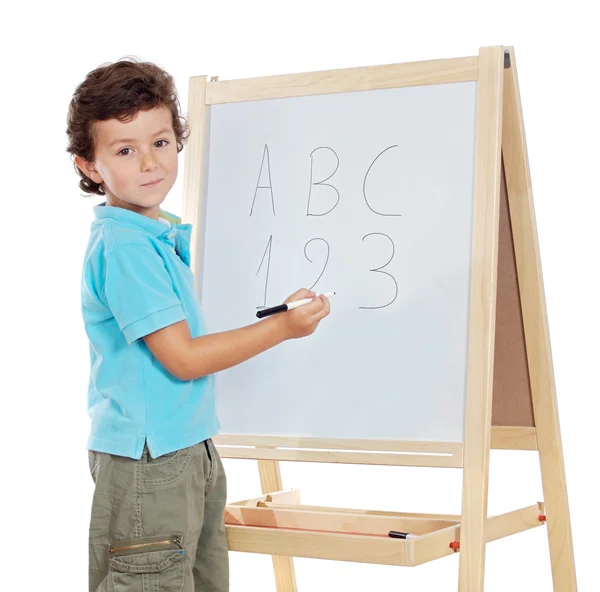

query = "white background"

[1,1,597,591]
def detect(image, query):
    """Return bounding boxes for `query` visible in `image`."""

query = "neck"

[105,196,160,220]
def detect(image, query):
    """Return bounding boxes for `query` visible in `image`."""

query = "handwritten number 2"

[304,238,330,291]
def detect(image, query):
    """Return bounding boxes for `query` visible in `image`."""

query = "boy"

[66,58,330,592]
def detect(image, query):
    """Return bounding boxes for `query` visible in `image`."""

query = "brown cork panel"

[491,160,535,427]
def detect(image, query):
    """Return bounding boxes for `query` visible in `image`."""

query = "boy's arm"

[144,316,283,381]
[144,289,330,381]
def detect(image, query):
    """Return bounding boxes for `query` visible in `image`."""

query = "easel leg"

[537,425,578,591]
[502,46,578,592]
[458,45,505,592]
[258,458,298,592]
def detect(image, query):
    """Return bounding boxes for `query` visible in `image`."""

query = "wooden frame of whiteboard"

[182,46,577,591]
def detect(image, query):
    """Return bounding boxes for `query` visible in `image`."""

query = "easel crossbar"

[214,434,462,467]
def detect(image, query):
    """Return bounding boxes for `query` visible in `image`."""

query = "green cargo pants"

[88,439,229,591]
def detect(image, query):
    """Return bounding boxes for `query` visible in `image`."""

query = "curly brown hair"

[66,57,190,196]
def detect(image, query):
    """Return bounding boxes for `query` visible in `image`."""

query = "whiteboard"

[197,81,477,442]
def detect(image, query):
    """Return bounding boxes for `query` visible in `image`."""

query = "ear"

[74,155,103,184]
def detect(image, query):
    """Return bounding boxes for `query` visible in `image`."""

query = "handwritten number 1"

[256,235,273,309]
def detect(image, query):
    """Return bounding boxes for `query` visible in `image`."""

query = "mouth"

[141,178,163,187]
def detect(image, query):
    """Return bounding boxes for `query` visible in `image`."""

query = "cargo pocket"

[108,533,186,591]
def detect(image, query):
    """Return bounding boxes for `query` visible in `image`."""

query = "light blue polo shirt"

[81,203,219,459]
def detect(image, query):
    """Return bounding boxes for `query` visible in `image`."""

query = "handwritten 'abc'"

[249,145,402,218]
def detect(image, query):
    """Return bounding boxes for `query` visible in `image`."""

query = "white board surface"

[197,80,477,442]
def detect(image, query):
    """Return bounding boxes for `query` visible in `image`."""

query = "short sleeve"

[105,243,186,344]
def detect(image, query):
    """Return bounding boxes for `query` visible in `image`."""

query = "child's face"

[76,106,178,217]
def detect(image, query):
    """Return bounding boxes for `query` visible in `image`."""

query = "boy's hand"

[275,288,331,340]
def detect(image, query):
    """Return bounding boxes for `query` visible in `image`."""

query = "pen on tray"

[388,531,417,540]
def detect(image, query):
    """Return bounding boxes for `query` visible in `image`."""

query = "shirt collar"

[94,203,193,266]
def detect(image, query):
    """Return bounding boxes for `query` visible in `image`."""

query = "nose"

[140,150,158,172]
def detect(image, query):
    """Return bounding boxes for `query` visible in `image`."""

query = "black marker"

[256,292,335,319]
[388,531,417,540]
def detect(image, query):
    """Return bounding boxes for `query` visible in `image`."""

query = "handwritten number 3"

[359,233,398,309]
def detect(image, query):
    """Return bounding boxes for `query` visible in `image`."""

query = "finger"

[310,309,329,325]
[285,288,316,303]
[310,295,330,320]
[302,296,326,314]
[311,307,330,322]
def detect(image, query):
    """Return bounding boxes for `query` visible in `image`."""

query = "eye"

[118,148,131,156]
[155,139,169,148]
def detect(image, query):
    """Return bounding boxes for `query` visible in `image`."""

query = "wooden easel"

[182,46,577,591]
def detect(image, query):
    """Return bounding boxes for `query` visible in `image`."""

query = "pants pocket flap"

[109,550,184,574]
[108,533,185,573]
